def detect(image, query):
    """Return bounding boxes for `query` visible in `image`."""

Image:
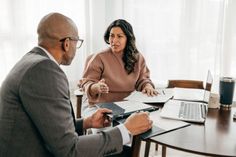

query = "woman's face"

[109,27,127,54]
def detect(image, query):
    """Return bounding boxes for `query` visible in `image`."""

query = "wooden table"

[75,88,236,156]
[147,106,236,157]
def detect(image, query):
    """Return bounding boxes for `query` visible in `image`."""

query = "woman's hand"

[142,83,158,96]
[90,79,109,96]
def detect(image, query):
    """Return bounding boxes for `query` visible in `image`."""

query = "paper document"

[150,110,190,131]
[124,88,173,103]
[140,110,190,139]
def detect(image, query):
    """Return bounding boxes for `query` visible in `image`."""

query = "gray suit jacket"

[0,47,123,157]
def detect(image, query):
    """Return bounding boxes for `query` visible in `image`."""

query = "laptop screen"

[173,70,213,103]
[205,70,213,91]
[203,70,213,103]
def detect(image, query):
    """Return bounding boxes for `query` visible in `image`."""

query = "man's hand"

[90,79,109,96]
[83,108,112,129]
[142,83,158,96]
[124,112,153,136]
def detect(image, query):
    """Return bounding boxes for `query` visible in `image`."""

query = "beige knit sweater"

[80,48,154,105]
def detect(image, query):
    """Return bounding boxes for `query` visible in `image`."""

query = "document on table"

[149,110,190,132]
[124,88,174,103]
[140,110,190,139]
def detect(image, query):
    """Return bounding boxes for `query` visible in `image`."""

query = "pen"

[143,106,159,112]
[104,112,113,119]
[162,90,165,95]
[137,106,159,113]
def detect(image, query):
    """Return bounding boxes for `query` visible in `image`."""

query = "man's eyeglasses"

[59,37,84,49]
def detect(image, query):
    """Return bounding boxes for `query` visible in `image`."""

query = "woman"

[80,19,157,117]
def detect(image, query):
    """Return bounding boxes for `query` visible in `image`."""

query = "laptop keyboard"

[179,102,204,120]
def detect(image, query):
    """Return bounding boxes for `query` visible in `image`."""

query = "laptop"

[97,100,158,120]
[160,71,213,123]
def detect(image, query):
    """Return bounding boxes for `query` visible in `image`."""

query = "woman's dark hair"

[104,19,138,74]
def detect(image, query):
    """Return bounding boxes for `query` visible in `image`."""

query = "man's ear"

[61,39,70,52]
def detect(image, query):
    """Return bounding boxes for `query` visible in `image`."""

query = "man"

[0,13,152,157]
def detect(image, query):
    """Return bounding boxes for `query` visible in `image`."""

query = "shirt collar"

[37,46,59,66]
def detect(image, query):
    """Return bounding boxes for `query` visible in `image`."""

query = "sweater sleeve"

[135,54,155,91]
[80,55,103,103]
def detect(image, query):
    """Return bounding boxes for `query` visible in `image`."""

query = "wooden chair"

[167,80,204,89]
[74,89,83,118]
[144,79,209,157]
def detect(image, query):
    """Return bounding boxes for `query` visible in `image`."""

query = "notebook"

[97,100,159,120]
[160,71,213,123]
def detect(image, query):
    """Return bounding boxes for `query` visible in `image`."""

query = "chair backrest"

[167,80,204,89]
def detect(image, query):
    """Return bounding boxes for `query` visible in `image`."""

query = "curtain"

[1,0,236,100]
[122,0,236,100]
[0,0,86,89]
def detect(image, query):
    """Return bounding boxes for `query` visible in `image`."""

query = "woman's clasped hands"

[90,79,109,96]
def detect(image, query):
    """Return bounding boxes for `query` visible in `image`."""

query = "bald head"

[37,12,78,46]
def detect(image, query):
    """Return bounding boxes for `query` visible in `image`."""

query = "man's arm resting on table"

[76,110,152,147]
